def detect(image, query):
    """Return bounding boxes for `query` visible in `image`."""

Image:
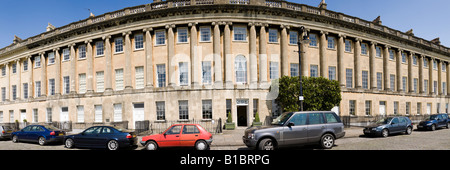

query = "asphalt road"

[1,127,450,150]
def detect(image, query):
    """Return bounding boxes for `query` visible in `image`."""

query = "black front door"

[237,106,247,126]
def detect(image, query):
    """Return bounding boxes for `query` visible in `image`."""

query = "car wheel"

[258,138,275,150]
[12,135,18,143]
[65,138,74,149]
[320,134,335,149]
[195,140,209,150]
[431,124,436,131]
[107,140,119,150]
[381,129,389,137]
[38,136,46,146]
[145,141,158,150]
[406,126,412,135]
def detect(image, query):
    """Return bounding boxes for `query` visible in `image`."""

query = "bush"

[276,76,341,112]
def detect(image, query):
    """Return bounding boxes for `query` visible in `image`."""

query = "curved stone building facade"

[1,0,450,129]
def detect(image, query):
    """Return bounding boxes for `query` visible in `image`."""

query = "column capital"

[122,31,132,36]
[355,37,362,42]
[38,52,45,56]
[255,22,269,27]
[338,33,346,38]
[188,22,198,27]
[52,47,60,52]
[102,35,111,40]
[280,24,290,29]
[143,27,153,32]
[370,41,377,46]
[25,55,32,60]
[68,43,76,48]
[84,39,93,44]
[319,30,328,35]
[165,24,175,29]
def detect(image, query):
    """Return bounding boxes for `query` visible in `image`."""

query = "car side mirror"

[287,122,295,127]
[390,122,395,125]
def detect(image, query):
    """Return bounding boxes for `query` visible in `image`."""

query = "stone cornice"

[0,1,448,58]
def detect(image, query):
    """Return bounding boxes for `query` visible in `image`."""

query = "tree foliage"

[276,76,342,112]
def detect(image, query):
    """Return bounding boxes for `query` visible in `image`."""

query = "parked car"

[64,126,137,150]
[363,116,413,137]
[11,125,66,145]
[242,111,345,150]
[417,114,449,131]
[0,125,13,140]
[141,124,213,150]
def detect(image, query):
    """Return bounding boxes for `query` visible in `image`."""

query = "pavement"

[210,126,364,147]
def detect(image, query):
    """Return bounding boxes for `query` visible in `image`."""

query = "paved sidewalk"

[211,126,364,147]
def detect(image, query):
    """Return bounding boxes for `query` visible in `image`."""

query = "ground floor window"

[179,100,189,120]
[202,100,212,120]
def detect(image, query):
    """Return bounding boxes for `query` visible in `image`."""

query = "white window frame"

[96,71,105,92]
[135,66,145,89]
[134,34,144,50]
[199,26,211,42]
[78,73,86,94]
[179,62,189,86]
[202,61,212,84]
[96,41,104,56]
[177,27,188,43]
[63,48,70,61]
[78,45,86,59]
[115,69,124,90]
[268,28,278,43]
[114,37,124,53]
[155,30,166,45]
[235,55,247,84]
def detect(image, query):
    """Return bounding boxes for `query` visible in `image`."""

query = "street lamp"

[297,26,309,111]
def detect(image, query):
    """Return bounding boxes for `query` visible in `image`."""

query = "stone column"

[212,22,222,88]
[354,38,362,89]
[383,45,390,91]
[438,59,442,95]
[447,62,450,96]
[428,57,433,95]
[418,54,424,94]
[224,22,233,88]
[40,52,47,96]
[103,35,113,91]
[369,42,376,90]
[123,31,133,90]
[85,40,94,93]
[53,48,61,95]
[280,25,289,76]
[249,23,257,88]
[337,34,345,87]
[144,28,154,88]
[319,31,327,78]
[69,44,76,94]
[4,63,10,101]
[259,23,268,87]
[16,59,21,100]
[407,52,413,93]
[396,49,403,92]
[166,24,176,87]
[190,23,199,86]
[26,56,34,98]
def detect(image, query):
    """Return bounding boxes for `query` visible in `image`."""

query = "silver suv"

[243,111,345,150]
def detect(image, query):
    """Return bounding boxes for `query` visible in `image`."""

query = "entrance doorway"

[237,106,248,127]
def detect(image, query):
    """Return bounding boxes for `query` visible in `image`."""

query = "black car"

[417,114,449,131]
[363,116,413,137]
[12,125,65,145]
[64,126,138,150]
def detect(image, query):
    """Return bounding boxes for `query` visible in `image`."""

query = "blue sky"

[0,0,449,49]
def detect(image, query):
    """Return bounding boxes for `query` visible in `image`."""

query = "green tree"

[276,76,342,112]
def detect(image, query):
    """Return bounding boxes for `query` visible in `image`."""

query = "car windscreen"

[271,112,293,125]
[424,115,438,121]
[376,117,393,124]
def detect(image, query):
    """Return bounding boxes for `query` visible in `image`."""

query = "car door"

[159,125,182,147]
[98,127,115,146]
[180,125,200,147]
[437,115,446,127]
[398,117,408,132]
[307,113,326,143]
[18,126,32,141]
[282,113,308,146]
[389,118,400,133]
[76,126,102,147]
[28,126,42,142]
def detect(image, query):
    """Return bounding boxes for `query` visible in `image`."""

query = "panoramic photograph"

[0,0,449,167]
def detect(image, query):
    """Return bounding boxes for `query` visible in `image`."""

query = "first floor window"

[200,27,211,42]
[115,38,123,53]
[390,74,395,91]
[328,66,336,81]
[346,69,353,88]
[134,34,144,50]
[177,28,188,43]
[135,66,145,89]
[23,83,28,99]
[270,62,279,80]
[235,55,247,84]
[377,72,382,90]
[179,62,188,86]
[12,85,16,100]
[35,81,42,97]
[115,69,124,90]
[290,63,299,77]
[79,74,86,94]
[96,71,105,92]
[49,79,55,96]
[157,64,166,87]
[234,26,247,41]
[96,41,104,56]
[63,76,70,94]
[155,30,165,45]
[202,61,212,84]
[362,71,368,89]
[310,65,318,78]
[179,100,189,120]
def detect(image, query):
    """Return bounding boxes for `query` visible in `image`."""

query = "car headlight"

[427,123,433,126]
[247,133,255,139]
[372,128,377,131]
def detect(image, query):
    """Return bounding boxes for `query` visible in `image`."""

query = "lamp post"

[297,26,309,111]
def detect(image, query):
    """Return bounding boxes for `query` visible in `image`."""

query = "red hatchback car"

[140,124,213,150]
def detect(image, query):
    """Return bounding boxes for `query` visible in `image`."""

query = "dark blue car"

[64,126,138,150]
[12,125,66,146]
[417,114,449,131]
